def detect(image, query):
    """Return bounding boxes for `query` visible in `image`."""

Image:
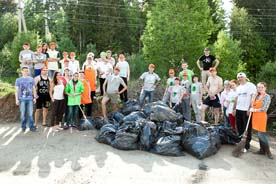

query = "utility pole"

[43,0,51,40]
[18,0,27,33]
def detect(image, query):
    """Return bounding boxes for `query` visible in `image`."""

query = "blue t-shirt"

[15,77,35,101]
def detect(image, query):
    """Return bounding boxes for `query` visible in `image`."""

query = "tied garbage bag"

[181,121,220,159]
[110,112,125,125]
[139,120,157,151]
[150,135,185,156]
[150,105,179,122]
[95,124,117,145]
[211,124,240,145]
[123,111,146,123]
[111,121,140,150]
[94,117,109,130]
[79,116,94,131]
[143,101,168,117]
[122,99,141,115]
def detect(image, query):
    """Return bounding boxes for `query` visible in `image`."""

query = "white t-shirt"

[236,82,256,111]
[116,61,129,78]
[69,59,80,74]
[169,85,183,103]
[140,72,161,91]
[166,77,175,86]
[220,89,231,107]
[226,90,238,114]
[47,50,60,70]
[191,82,202,101]
[97,61,113,79]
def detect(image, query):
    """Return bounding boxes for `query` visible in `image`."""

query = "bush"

[256,62,276,91]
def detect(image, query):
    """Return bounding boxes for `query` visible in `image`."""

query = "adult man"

[233,72,256,152]
[15,67,37,132]
[196,47,220,86]
[139,64,161,106]
[19,42,33,76]
[201,67,223,124]
[102,67,127,118]
[47,42,60,79]
[179,61,194,82]
[34,66,51,127]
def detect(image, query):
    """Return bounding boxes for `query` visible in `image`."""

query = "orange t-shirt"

[84,67,96,91]
[81,78,92,104]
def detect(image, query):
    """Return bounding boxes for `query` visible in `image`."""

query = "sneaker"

[71,124,77,129]
[63,125,69,130]
[30,127,37,132]
[22,128,26,133]
[243,148,247,153]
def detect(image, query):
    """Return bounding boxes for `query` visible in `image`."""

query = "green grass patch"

[0,80,15,97]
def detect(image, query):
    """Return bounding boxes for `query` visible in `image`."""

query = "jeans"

[20,100,35,129]
[48,70,55,79]
[68,105,79,126]
[258,131,269,146]
[182,98,191,122]
[223,106,229,126]
[191,99,201,122]
[139,90,154,106]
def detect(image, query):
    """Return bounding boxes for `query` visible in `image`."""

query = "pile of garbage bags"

[88,100,240,159]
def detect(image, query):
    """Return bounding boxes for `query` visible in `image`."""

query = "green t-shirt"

[179,69,194,82]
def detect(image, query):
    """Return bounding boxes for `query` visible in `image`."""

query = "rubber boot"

[263,144,274,160]
[253,141,265,155]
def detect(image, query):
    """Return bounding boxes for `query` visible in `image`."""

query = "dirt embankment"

[0,93,20,123]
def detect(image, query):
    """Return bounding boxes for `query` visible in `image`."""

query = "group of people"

[15,43,273,159]
[16,42,130,131]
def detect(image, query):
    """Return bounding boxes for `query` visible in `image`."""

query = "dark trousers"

[99,78,106,96]
[236,109,252,150]
[50,99,65,126]
[119,77,128,102]
[79,91,95,118]
[64,95,69,124]
[68,105,79,126]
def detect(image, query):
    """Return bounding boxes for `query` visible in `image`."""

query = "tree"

[0,13,17,50]
[213,31,242,79]
[142,0,215,75]
[230,6,268,79]
[0,0,17,17]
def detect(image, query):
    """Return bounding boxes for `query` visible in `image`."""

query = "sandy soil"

[0,123,276,184]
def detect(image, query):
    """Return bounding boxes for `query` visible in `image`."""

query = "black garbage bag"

[139,120,157,151]
[95,124,117,145]
[143,101,168,117]
[94,117,109,130]
[79,117,94,131]
[123,111,146,123]
[122,99,141,115]
[110,112,125,125]
[150,105,179,122]
[150,135,185,156]
[106,118,120,128]
[181,121,220,159]
[211,124,240,145]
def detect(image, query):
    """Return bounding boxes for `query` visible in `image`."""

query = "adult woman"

[251,82,273,159]
[42,43,49,67]
[115,54,130,102]
[49,71,65,130]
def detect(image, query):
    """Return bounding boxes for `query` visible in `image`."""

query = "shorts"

[36,96,51,109]
[203,95,221,108]
[106,93,119,104]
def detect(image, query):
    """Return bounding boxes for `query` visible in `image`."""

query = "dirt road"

[0,123,275,184]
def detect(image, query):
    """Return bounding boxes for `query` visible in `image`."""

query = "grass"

[0,80,15,97]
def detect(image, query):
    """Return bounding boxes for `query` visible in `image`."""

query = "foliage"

[127,53,148,80]
[212,31,242,80]
[256,62,276,91]
[142,0,215,75]
[0,80,14,97]
[0,13,17,50]
[0,0,17,17]
[230,6,268,79]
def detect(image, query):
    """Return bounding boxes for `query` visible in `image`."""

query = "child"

[169,77,183,111]
[180,72,192,121]
[162,69,176,104]
[190,75,203,122]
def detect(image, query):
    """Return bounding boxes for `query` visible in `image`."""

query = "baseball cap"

[149,64,155,68]
[114,66,120,71]
[100,51,107,58]
[175,77,180,81]
[169,69,175,74]
[183,72,188,76]
[237,72,246,78]
[204,47,210,51]
[49,42,56,46]
[224,80,230,85]
[209,67,216,72]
